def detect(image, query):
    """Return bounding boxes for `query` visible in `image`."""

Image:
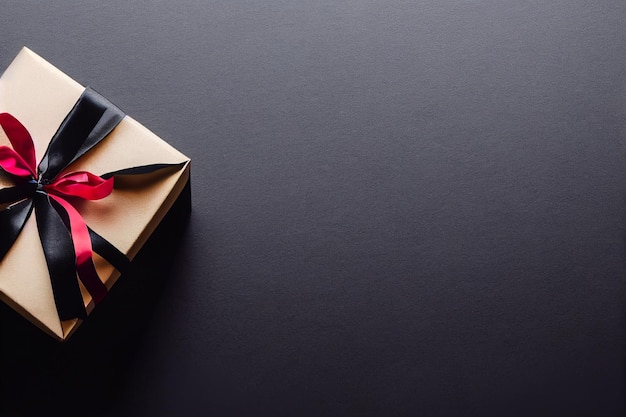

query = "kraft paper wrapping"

[0,48,190,340]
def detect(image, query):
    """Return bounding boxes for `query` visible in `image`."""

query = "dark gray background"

[0,1,625,416]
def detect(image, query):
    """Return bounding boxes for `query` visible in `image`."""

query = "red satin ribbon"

[46,171,113,200]
[48,194,108,303]
[0,113,37,178]
[0,112,112,305]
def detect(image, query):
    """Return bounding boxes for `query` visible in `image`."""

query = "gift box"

[0,48,191,340]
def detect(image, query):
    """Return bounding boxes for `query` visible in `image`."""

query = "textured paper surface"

[0,48,190,340]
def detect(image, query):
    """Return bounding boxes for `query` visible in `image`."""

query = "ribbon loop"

[0,113,37,175]
[46,171,114,200]
[0,146,36,178]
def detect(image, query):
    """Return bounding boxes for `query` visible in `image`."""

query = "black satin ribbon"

[38,89,124,180]
[0,88,181,320]
[0,181,37,204]
[34,191,86,319]
[0,199,33,263]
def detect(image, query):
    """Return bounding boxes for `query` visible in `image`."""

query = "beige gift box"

[0,48,190,340]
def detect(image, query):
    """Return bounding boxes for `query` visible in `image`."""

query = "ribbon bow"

[0,88,180,320]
